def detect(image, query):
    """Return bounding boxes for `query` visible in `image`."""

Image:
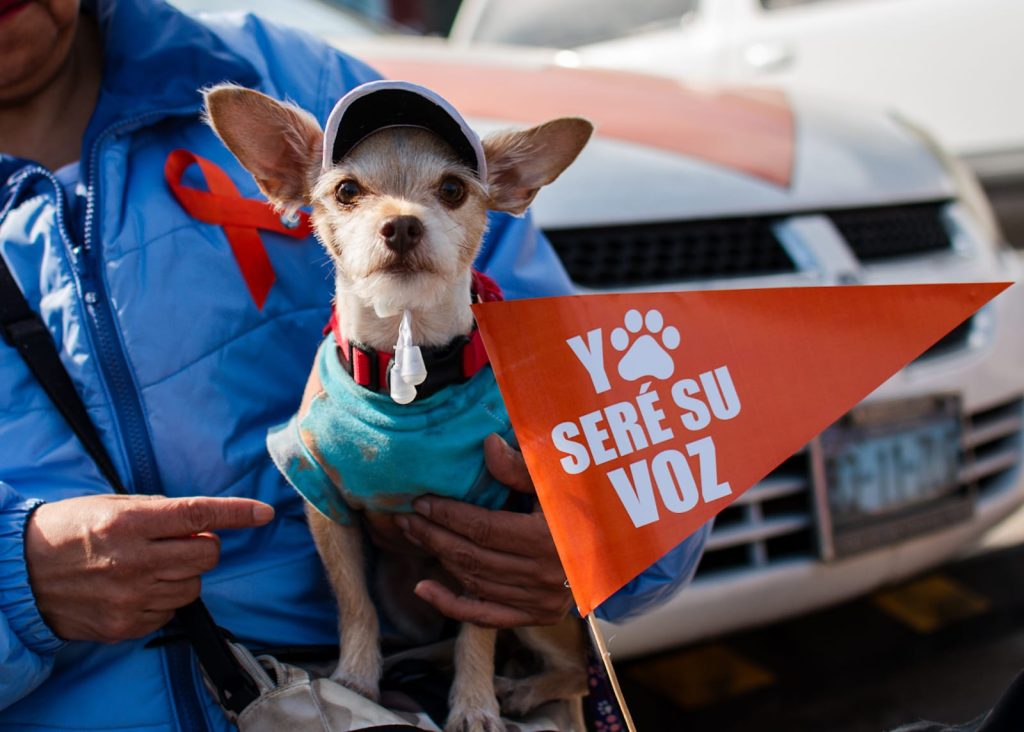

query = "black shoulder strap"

[0,262,126,493]
[0,253,259,715]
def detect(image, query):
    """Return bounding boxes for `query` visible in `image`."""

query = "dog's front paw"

[494,675,536,718]
[444,704,505,732]
[496,670,588,718]
[329,666,381,703]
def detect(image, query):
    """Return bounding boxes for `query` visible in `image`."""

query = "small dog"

[204,80,593,731]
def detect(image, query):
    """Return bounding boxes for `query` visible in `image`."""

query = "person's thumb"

[483,433,534,494]
[137,496,274,538]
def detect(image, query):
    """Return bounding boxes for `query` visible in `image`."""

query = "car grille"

[963,398,1024,498]
[544,216,795,288]
[544,200,955,288]
[830,201,952,262]
[692,396,1024,580]
[693,451,815,577]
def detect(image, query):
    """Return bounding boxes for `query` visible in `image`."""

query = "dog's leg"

[445,623,503,732]
[306,506,382,700]
[496,618,589,728]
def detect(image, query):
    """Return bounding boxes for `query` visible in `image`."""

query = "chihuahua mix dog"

[204,80,592,732]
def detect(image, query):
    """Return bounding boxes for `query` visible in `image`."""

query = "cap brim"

[322,80,487,181]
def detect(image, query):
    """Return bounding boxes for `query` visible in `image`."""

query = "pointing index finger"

[137,497,275,539]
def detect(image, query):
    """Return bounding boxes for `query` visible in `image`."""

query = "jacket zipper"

[81,115,169,497]
[81,110,213,732]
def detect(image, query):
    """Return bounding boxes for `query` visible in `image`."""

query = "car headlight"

[891,111,1006,250]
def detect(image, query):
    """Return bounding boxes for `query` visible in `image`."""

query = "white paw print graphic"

[611,309,680,383]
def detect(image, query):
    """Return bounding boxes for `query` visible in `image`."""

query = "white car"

[450,0,1024,247]
[174,0,1024,659]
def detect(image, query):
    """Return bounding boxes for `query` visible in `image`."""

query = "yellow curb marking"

[626,643,776,709]
[872,574,991,634]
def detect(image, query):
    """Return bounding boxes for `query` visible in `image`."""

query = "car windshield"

[465,0,697,48]
[167,0,386,39]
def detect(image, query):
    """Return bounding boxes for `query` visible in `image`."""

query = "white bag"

[210,639,584,732]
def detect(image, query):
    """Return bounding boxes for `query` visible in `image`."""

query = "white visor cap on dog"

[322,80,487,181]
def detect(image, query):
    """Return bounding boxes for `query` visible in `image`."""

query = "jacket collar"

[82,0,260,152]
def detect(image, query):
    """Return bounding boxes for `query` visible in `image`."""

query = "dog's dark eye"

[336,179,362,205]
[438,177,466,208]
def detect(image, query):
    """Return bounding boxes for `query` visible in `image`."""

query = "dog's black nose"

[380,216,423,255]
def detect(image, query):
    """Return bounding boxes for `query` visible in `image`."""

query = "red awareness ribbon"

[164,149,313,309]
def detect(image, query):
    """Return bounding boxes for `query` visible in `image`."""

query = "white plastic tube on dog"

[390,310,426,404]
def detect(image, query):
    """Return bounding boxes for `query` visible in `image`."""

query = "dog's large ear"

[203,84,322,213]
[483,117,593,216]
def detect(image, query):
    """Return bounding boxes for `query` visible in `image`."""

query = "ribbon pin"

[164,149,313,309]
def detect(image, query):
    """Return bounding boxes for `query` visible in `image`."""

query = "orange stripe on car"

[364,57,795,188]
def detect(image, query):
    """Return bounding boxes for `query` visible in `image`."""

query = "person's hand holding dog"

[395,434,572,629]
[24,494,274,642]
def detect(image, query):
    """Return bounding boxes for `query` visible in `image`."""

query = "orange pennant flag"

[473,283,1009,617]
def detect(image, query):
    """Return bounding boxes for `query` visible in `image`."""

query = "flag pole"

[586,613,638,732]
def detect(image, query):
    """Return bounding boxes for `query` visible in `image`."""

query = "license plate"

[820,395,971,557]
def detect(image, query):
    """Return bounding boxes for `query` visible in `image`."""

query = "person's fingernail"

[252,504,275,523]
[413,498,431,517]
[395,515,421,545]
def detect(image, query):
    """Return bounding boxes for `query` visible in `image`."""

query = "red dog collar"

[326,271,502,399]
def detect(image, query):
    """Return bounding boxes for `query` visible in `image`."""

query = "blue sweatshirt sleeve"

[0,486,65,709]
[595,524,711,623]
[476,211,575,300]
[477,211,710,623]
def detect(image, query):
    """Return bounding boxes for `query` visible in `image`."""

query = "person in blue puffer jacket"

[0,0,710,729]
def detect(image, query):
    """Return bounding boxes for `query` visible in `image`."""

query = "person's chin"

[0,7,69,100]
[0,0,32,25]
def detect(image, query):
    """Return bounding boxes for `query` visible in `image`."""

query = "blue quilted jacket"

[0,1,709,729]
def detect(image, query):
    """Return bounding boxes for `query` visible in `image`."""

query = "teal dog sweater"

[267,335,513,525]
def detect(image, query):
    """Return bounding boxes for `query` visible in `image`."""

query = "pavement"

[618,507,1024,731]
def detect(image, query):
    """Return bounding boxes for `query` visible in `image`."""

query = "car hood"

[341,40,956,229]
